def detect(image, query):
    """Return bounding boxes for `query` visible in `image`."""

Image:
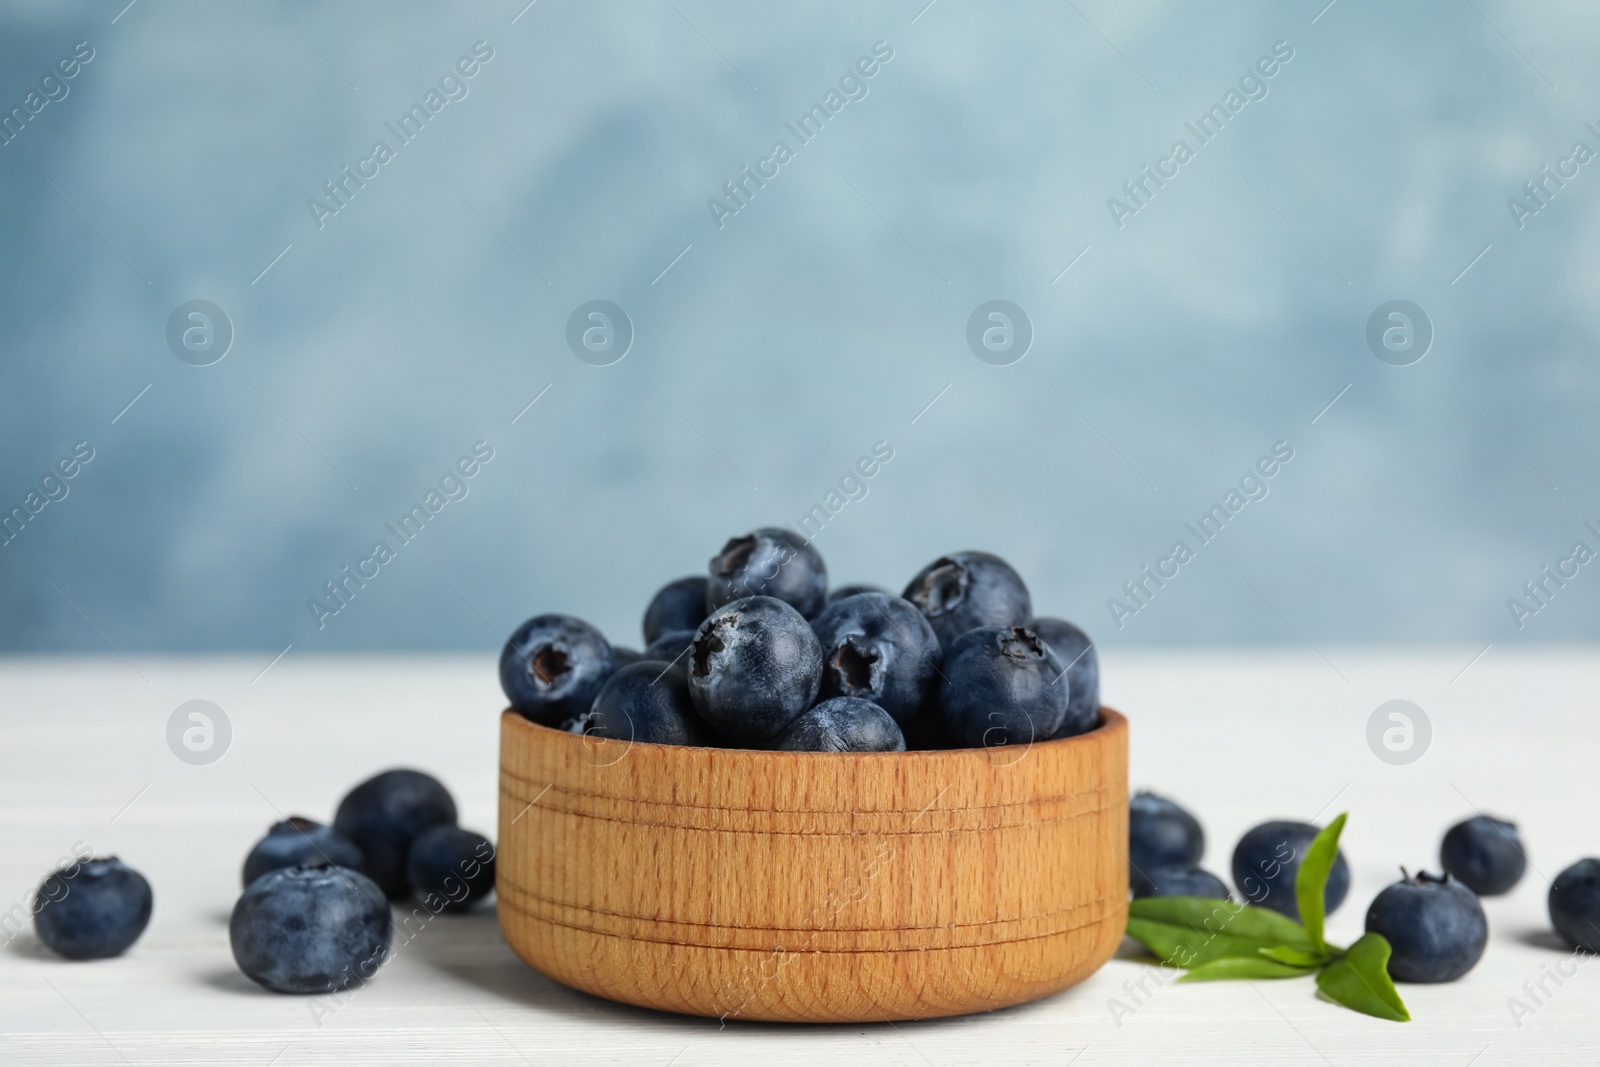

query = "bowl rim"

[501,705,1125,762]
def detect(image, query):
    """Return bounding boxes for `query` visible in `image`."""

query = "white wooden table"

[1,650,1594,1065]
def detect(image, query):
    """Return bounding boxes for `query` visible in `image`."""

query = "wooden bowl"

[496,707,1128,1023]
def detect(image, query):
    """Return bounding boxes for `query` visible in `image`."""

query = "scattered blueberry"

[1132,866,1231,901]
[1231,820,1350,920]
[243,817,364,888]
[33,857,152,960]
[642,576,710,645]
[579,660,706,746]
[333,769,457,899]
[1032,617,1100,738]
[1440,815,1526,896]
[230,865,390,994]
[904,551,1032,651]
[1548,858,1600,952]
[499,614,615,727]
[1128,791,1204,888]
[827,583,889,604]
[688,595,822,745]
[938,625,1066,748]
[774,696,906,752]
[707,528,828,620]
[643,628,697,666]
[406,826,496,913]
[811,592,942,724]
[1365,870,1487,982]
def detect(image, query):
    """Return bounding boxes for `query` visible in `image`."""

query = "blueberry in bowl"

[1364,870,1487,982]
[1548,858,1600,952]
[904,551,1031,651]
[642,576,710,646]
[899,709,961,751]
[1031,617,1099,738]
[938,625,1066,749]
[1439,814,1526,896]
[230,864,391,994]
[643,628,698,666]
[774,696,906,752]
[406,826,496,913]
[1132,866,1230,901]
[811,592,941,724]
[33,857,153,960]
[688,595,823,745]
[333,769,457,899]
[243,816,364,888]
[707,528,828,620]
[578,660,707,746]
[499,614,616,727]
[1231,820,1349,920]
[826,583,889,604]
[1128,791,1203,889]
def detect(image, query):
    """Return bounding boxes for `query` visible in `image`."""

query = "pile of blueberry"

[498,528,1101,752]
[1128,794,1600,982]
[29,768,495,997]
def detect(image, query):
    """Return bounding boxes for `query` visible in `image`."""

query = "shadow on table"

[3,933,58,961]
[1113,935,1159,963]
[196,967,278,996]
[1515,927,1571,952]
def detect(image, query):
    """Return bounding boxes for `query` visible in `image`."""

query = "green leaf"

[1258,944,1334,968]
[1129,897,1312,945]
[1315,933,1411,1022]
[1179,956,1319,982]
[1125,896,1312,967]
[1295,812,1347,953]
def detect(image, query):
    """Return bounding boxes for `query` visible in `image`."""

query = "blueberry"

[230,865,390,994]
[579,660,707,746]
[1132,866,1231,901]
[688,595,822,745]
[826,583,888,604]
[1231,820,1350,920]
[33,857,152,960]
[810,592,942,724]
[406,826,496,913]
[243,817,364,888]
[642,576,710,645]
[1128,792,1204,889]
[611,646,645,669]
[499,614,615,727]
[904,551,1032,651]
[774,696,906,752]
[1440,815,1526,896]
[643,628,697,666]
[707,528,828,620]
[1548,858,1600,952]
[333,769,457,899]
[899,710,959,751]
[938,625,1067,748]
[1365,870,1487,982]
[1032,617,1100,738]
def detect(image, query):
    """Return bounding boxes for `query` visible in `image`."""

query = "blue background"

[2,0,1596,656]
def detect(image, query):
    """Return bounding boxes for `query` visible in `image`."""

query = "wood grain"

[497,707,1129,1022]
